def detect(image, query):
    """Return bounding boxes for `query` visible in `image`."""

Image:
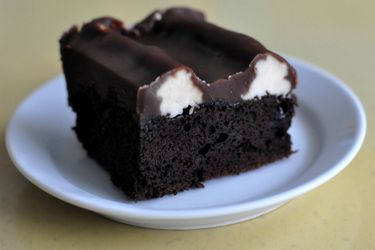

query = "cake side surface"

[67,71,295,200]
[136,95,295,200]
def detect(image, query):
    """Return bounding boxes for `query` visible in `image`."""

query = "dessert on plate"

[59,7,297,200]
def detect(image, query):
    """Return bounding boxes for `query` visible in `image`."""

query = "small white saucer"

[6,57,366,230]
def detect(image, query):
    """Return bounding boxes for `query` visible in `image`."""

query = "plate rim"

[5,56,367,220]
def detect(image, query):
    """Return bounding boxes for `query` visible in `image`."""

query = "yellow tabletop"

[1,0,374,249]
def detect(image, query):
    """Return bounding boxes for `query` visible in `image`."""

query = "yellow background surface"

[1,1,374,249]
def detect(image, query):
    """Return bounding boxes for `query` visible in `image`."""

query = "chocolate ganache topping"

[60,7,297,121]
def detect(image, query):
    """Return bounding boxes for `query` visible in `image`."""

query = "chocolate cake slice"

[60,7,297,200]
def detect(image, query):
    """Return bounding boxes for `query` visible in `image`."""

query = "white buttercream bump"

[241,54,291,100]
[157,69,203,117]
[154,12,162,21]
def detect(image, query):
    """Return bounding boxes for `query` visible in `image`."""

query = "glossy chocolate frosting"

[60,7,297,120]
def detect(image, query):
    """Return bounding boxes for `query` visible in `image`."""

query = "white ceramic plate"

[6,57,366,230]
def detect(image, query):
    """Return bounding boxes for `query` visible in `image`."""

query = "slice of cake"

[60,7,297,200]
